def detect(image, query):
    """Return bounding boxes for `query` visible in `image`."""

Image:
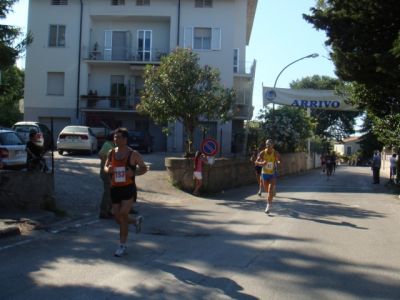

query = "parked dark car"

[127,130,153,153]
[12,121,53,151]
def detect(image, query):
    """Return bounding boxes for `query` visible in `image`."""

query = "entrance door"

[137,30,152,61]
[112,31,127,60]
[104,30,129,61]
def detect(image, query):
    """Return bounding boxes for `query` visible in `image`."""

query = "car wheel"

[58,150,64,155]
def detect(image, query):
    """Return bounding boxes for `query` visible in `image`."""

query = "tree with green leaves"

[304,0,400,147]
[258,105,313,153]
[0,0,31,70]
[138,48,235,154]
[358,115,384,161]
[290,75,360,140]
[0,65,23,126]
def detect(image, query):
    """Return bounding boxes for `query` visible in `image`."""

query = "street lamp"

[272,53,319,111]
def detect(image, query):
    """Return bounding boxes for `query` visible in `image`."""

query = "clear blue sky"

[2,0,337,120]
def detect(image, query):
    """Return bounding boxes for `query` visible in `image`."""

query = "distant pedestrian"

[389,153,397,182]
[332,152,337,173]
[98,131,115,219]
[193,150,207,196]
[104,127,148,257]
[250,145,264,196]
[320,154,326,172]
[26,131,47,171]
[371,150,381,184]
[256,139,281,214]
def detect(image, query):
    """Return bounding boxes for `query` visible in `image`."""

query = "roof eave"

[246,0,258,45]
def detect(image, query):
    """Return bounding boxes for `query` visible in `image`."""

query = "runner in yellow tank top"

[256,139,281,214]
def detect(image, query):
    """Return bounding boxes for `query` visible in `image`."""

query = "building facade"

[333,136,362,156]
[24,0,257,153]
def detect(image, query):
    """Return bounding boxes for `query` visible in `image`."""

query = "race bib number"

[266,162,274,170]
[114,167,126,183]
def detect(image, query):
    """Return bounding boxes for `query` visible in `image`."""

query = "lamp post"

[272,53,319,111]
[270,53,319,159]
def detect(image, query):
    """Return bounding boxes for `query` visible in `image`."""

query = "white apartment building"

[24,0,257,153]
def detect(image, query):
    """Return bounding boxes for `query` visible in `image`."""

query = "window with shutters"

[111,0,125,5]
[194,28,211,50]
[185,27,221,51]
[195,0,212,7]
[51,0,68,5]
[49,25,66,47]
[136,0,150,5]
[47,72,65,96]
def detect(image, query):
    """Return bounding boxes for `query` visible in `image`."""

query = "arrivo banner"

[262,86,358,111]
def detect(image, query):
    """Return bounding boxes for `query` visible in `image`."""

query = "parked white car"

[0,129,27,169]
[57,126,97,155]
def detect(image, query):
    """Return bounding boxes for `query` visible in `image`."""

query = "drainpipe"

[177,0,181,46]
[76,0,83,120]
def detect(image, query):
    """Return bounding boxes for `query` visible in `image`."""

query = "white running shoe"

[114,245,127,257]
[265,203,271,214]
[135,215,143,234]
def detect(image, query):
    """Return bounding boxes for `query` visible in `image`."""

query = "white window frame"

[233,48,239,73]
[49,24,66,48]
[185,27,221,51]
[137,29,152,61]
[47,72,65,96]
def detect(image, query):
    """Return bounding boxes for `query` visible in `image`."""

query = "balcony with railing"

[83,45,171,64]
[80,94,141,111]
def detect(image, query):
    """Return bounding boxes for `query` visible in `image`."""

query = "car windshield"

[62,126,88,133]
[0,132,23,145]
[13,125,38,133]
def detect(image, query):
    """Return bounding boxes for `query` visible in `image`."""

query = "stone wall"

[165,152,309,193]
[0,171,55,210]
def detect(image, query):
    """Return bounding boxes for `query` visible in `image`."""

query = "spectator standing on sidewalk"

[98,132,115,219]
[389,153,397,182]
[371,150,381,184]
[193,150,207,196]
[256,139,281,214]
[104,127,148,257]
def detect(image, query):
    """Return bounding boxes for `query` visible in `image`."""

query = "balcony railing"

[83,46,171,63]
[80,95,141,111]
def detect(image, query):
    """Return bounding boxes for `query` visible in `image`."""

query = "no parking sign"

[200,138,219,156]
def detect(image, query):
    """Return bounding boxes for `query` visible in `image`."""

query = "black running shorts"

[110,184,137,204]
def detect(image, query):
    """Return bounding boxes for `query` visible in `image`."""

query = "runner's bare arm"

[256,150,266,166]
[131,151,148,176]
[104,150,114,174]
[275,151,282,164]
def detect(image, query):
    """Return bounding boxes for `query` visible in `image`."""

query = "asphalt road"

[0,155,399,300]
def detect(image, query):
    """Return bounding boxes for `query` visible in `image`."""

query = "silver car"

[0,129,27,169]
[57,126,98,155]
